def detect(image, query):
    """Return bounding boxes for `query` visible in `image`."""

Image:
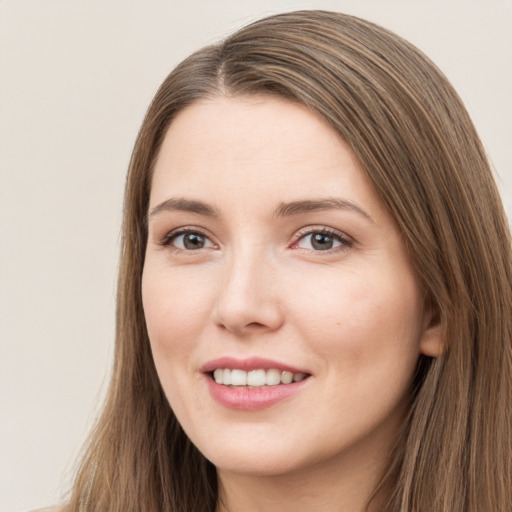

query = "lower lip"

[205,376,309,411]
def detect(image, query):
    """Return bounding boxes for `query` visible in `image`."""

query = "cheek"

[291,266,424,372]
[142,264,213,339]
[141,268,211,381]
[291,270,424,445]
[141,265,213,420]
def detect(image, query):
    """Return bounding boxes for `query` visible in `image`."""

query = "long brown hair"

[63,10,512,512]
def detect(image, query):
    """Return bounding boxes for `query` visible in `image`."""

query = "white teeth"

[280,371,293,384]
[247,369,266,386]
[211,368,308,387]
[266,368,281,386]
[231,369,247,386]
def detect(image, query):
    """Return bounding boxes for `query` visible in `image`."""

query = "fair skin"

[142,95,441,512]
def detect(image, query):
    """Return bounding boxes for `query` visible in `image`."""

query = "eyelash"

[160,227,216,251]
[159,226,353,253]
[291,226,354,253]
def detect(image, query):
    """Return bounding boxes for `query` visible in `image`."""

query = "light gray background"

[1,1,511,511]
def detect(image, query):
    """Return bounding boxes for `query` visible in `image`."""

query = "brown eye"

[296,230,349,251]
[167,231,214,250]
[183,233,205,249]
[310,233,335,250]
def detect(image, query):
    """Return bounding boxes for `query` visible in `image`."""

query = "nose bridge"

[214,242,283,334]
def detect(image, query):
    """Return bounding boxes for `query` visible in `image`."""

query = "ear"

[419,301,445,358]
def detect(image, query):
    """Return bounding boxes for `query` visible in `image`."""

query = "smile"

[202,357,312,410]
[212,368,307,387]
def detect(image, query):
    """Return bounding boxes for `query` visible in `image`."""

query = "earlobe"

[419,302,445,358]
[420,324,445,358]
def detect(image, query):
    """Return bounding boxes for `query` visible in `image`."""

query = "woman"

[58,10,511,512]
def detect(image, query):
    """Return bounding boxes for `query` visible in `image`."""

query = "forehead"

[149,94,388,221]
[158,94,348,162]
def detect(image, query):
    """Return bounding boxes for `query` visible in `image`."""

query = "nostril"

[246,322,266,329]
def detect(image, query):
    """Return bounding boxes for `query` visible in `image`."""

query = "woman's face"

[143,95,440,480]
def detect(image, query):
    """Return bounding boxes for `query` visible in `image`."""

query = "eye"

[294,228,352,252]
[162,229,216,250]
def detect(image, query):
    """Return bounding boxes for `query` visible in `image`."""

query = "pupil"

[184,233,204,249]
[312,233,333,250]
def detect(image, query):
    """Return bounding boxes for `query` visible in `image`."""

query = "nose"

[212,249,284,336]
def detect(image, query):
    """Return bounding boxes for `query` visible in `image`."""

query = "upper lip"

[201,356,310,375]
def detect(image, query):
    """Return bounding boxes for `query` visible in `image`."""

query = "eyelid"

[157,224,353,253]
[290,226,354,252]
[159,226,218,250]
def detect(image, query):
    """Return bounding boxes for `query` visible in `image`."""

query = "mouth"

[210,368,308,387]
[201,357,312,409]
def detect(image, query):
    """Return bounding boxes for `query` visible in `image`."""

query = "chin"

[193,435,297,477]
[211,453,303,478]
[196,433,329,479]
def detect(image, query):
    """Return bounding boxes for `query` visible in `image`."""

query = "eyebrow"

[147,197,219,221]
[273,198,375,224]
[147,196,374,224]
